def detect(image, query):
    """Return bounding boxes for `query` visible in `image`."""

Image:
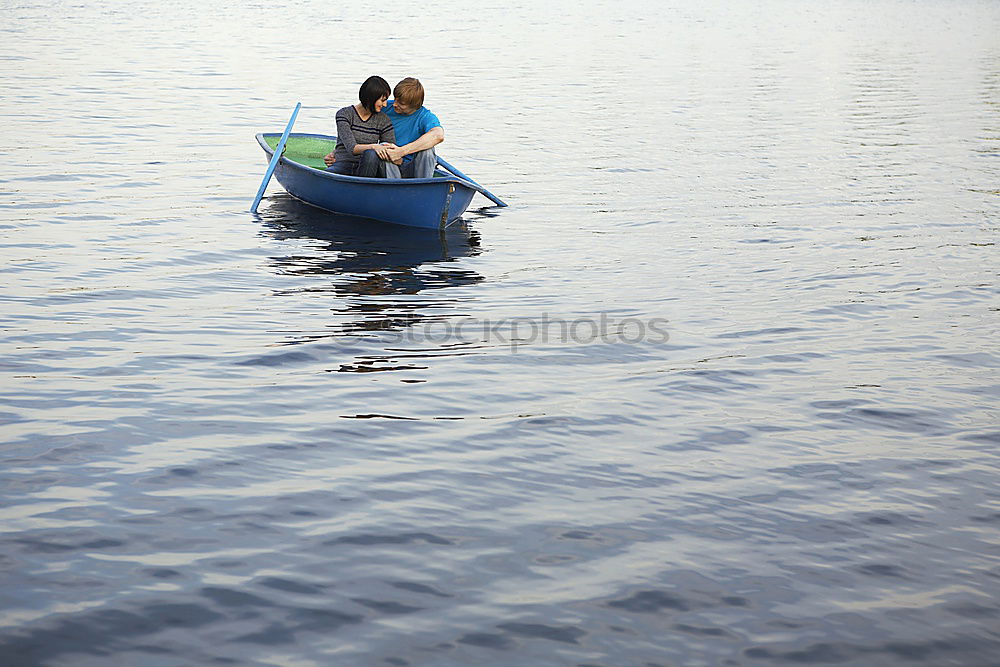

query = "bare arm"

[400,126,444,157]
[352,143,388,155]
[327,142,391,165]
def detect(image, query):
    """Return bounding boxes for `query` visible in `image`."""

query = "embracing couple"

[324,76,443,180]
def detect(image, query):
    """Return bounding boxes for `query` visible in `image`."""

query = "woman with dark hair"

[323,76,400,178]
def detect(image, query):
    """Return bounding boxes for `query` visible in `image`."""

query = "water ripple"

[2,0,999,664]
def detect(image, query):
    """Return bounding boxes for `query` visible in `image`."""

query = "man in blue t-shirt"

[382,78,444,179]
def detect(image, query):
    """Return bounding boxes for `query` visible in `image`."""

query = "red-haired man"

[382,78,444,179]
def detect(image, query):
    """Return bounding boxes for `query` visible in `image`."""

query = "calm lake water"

[2,1,999,665]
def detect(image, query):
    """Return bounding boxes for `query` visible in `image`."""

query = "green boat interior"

[264,136,334,170]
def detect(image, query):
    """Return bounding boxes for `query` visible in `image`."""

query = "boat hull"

[256,133,476,229]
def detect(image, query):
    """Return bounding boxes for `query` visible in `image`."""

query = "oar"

[436,156,507,207]
[251,102,301,213]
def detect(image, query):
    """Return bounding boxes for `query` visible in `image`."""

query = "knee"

[360,149,379,164]
[413,149,437,170]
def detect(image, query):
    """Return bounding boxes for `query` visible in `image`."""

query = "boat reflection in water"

[260,194,484,347]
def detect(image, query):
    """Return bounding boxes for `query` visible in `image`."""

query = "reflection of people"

[383,78,444,179]
[324,76,400,179]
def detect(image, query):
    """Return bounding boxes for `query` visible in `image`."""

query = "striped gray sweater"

[333,105,395,166]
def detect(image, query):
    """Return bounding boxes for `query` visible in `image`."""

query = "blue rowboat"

[255,132,479,229]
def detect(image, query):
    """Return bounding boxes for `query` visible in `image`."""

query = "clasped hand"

[322,144,404,167]
[384,145,405,165]
[373,143,396,161]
